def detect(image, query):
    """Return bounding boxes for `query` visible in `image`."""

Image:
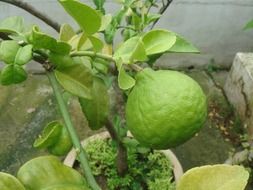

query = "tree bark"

[105,119,128,177]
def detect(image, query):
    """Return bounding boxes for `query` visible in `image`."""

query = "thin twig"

[150,0,174,29]
[29,71,46,75]
[146,0,158,15]
[0,0,61,32]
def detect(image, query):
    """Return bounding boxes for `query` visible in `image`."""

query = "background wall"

[0,0,253,69]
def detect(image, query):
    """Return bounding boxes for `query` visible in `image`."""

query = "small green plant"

[0,0,250,189]
[85,138,175,190]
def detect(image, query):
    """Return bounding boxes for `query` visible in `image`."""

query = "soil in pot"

[73,138,176,190]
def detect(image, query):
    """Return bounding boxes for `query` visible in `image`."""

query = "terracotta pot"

[64,132,184,183]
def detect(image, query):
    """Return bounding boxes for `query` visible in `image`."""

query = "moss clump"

[85,138,175,190]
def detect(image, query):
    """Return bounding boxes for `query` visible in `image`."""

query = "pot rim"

[64,131,184,183]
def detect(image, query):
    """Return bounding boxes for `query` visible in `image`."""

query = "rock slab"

[224,53,253,138]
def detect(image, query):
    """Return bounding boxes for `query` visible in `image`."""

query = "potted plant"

[63,131,184,187]
[0,0,250,189]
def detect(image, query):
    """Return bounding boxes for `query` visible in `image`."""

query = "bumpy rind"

[126,68,207,149]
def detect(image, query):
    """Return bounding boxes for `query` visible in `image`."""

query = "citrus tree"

[0,0,250,190]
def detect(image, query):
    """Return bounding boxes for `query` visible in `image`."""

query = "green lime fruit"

[126,68,207,149]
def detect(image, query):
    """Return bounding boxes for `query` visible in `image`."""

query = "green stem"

[70,51,115,62]
[47,71,101,190]
[128,64,143,72]
[70,51,143,72]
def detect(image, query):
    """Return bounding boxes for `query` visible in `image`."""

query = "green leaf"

[244,19,253,30]
[142,29,176,55]
[15,45,33,65]
[33,121,62,149]
[117,62,135,90]
[169,35,199,53]
[136,146,150,154]
[32,26,71,55]
[122,137,139,148]
[54,41,72,55]
[48,127,72,156]
[76,33,88,50]
[0,172,25,190]
[113,114,127,138]
[99,14,112,31]
[0,65,27,85]
[59,0,101,35]
[0,40,20,64]
[17,156,89,190]
[68,33,88,51]
[177,165,249,190]
[49,53,75,69]
[145,14,161,25]
[132,13,142,31]
[0,41,33,65]
[70,33,102,52]
[73,56,92,69]
[104,4,130,44]
[79,77,109,130]
[122,28,137,41]
[114,36,147,63]
[55,64,93,99]
[0,16,24,34]
[88,36,104,52]
[93,0,106,14]
[60,23,76,42]
[32,26,57,50]
[72,33,103,52]
[34,121,72,156]
[92,58,109,74]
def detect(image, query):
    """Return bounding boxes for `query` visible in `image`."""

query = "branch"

[105,119,120,142]
[116,142,128,177]
[47,72,101,190]
[105,119,128,177]
[0,0,61,32]
[150,0,174,29]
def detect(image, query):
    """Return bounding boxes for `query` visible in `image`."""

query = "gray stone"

[224,53,253,138]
